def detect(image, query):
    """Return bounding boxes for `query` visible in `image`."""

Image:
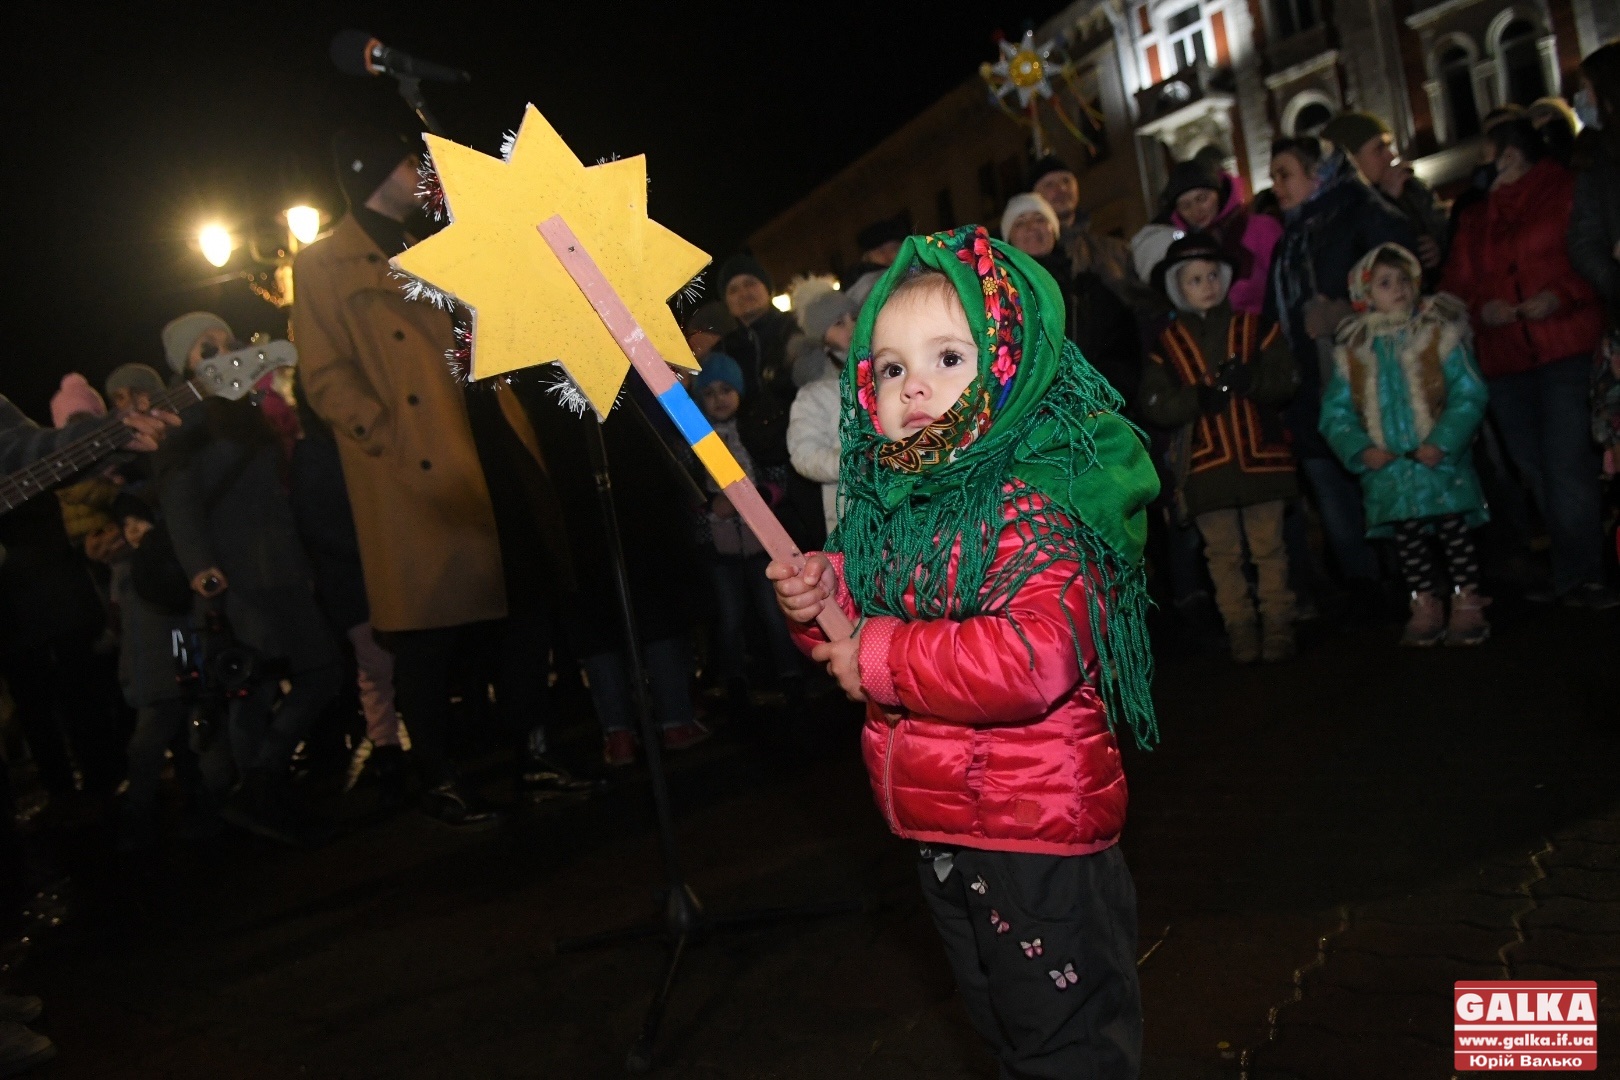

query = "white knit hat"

[999,192,1061,243]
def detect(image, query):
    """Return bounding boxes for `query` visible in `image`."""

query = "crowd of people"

[0,37,1616,1078]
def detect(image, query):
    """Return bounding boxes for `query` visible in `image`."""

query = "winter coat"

[1062,215,1137,303]
[1140,302,1298,518]
[1568,135,1620,324]
[155,399,336,673]
[789,489,1127,857]
[1320,302,1490,537]
[1265,161,1417,455]
[787,364,841,536]
[288,422,369,633]
[1036,251,1144,410]
[1169,172,1283,315]
[1441,158,1605,379]
[109,560,190,708]
[292,213,506,633]
[55,475,120,549]
[1378,176,1451,285]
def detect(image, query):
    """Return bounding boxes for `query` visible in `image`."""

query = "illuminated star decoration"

[392,104,710,418]
[981,29,1058,108]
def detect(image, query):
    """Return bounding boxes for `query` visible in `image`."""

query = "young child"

[1320,243,1491,645]
[1140,232,1300,663]
[693,356,805,717]
[769,227,1160,1078]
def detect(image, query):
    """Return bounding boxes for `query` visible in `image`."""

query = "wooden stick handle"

[536,214,853,642]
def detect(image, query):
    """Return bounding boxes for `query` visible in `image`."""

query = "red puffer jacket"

[791,487,1128,856]
[1440,158,1604,379]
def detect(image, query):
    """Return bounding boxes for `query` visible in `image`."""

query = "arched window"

[1292,102,1332,135]
[1440,45,1480,139]
[1499,19,1546,106]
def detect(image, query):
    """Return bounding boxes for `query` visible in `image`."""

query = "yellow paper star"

[392,104,710,417]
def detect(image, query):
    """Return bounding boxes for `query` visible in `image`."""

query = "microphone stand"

[393,75,446,137]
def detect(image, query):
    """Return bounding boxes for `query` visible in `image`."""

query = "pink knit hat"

[50,373,107,429]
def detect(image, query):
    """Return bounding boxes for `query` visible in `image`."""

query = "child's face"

[823,312,855,354]
[870,286,978,440]
[1368,264,1415,315]
[699,382,740,423]
[1176,258,1227,313]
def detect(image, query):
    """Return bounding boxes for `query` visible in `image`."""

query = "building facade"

[746,0,1618,288]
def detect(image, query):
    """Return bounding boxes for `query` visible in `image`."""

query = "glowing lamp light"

[286,205,321,245]
[199,224,233,268]
[771,293,791,312]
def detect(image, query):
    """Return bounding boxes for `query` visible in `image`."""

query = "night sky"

[2,2,1070,418]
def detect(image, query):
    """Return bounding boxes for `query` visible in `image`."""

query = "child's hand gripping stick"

[538,215,854,643]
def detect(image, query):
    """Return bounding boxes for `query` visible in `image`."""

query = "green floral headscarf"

[831,226,1161,749]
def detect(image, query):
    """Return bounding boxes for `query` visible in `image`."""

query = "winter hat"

[161,312,233,374]
[837,226,1160,748]
[1160,159,1222,209]
[999,192,1061,243]
[693,353,745,398]
[1150,232,1237,313]
[844,270,883,310]
[1320,111,1391,155]
[1026,154,1076,189]
[855,215,909,256]
[716,253,773,295]
[331,127,415,210]
[682,301,737,340]
[1130,224,1179,282]
[790,278,855,346]
[105,363,166,402]
[50,374,106,428]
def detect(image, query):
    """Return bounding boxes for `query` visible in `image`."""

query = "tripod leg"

[626,930,689,1074]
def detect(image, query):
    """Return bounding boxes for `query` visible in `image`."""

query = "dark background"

[1,1,1069,418]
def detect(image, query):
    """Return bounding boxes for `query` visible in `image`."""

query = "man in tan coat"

[293,128,586,824]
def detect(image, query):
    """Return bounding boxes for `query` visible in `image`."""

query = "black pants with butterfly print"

[917,843,1142,1079]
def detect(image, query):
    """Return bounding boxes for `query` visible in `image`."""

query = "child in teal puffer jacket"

[1320,242,1491,645]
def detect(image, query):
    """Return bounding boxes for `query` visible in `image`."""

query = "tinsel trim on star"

[540,363,624,418]
[444,321,473,384]
[416,156,447,222]
[499,129,518,162]
[392,268,457,311]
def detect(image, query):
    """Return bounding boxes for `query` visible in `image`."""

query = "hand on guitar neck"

[120,408,180,452]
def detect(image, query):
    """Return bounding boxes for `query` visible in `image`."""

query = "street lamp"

[285,205,321,246]
[199,223,233,268]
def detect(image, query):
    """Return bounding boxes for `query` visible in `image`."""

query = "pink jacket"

[1172,172,1282,315]
[790,488,1128,856]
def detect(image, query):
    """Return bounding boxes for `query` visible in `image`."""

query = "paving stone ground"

[15,597,1620,1078]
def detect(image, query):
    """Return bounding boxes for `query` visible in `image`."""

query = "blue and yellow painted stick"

[537,214,854,643]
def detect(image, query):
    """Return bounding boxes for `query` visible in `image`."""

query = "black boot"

[516,754,597,802]
[220,768,303,847]
[420,781,504,827]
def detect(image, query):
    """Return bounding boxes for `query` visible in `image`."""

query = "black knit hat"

[682,301,737,339]
[855,215,909,255]
[716,253,773,294]
[331,127,416,209]
[1149,231,1237,297]
[1026,154,1076,189]
[1160,159,1222,209]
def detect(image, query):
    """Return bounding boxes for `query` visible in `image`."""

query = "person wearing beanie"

[1160,157,1283,316]
[1322,111,1449,276]
[1142,232,1299,662]
[788,283,859,535]
[1026,154,1137,300]
[294,124,589,822]
[716,251,810,544]
[692,351,804,723]
[105,364,166,412]
[840,215,909,288]
[999,192,1061,250]
[152,308,344,843]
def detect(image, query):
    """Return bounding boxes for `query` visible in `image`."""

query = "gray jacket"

[111,561,192,708]
[1569,139,1620,322]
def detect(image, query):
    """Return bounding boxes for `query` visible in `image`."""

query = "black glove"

[1197,384,1230,415]
[1220,360,1254,397]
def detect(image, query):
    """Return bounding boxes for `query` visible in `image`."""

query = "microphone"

[329,30,470,84]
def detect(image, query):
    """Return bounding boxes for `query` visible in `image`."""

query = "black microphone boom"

[329,30,470,84]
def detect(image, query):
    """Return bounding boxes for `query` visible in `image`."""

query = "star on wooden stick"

[392,104,710,418]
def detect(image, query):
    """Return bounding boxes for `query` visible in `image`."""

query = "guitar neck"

[0,380,206,513]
